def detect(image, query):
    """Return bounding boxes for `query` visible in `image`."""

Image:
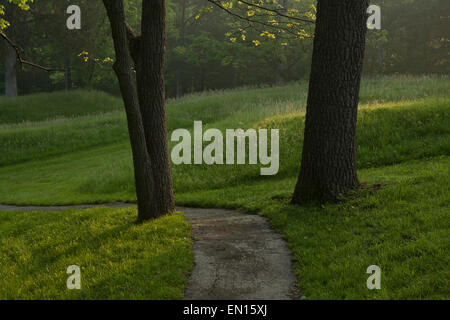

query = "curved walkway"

[0,203,298,300]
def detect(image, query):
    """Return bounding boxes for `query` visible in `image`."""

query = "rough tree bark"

[103,0,174,221]
[292,0,369,204]
[4,43,18,97]
[136,0,175,217]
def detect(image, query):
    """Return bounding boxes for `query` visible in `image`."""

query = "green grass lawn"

[0,90,123,125]
[177,157,450,299]
[0,75,449,299]
[0,207,192,299]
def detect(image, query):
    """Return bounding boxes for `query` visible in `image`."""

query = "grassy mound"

[0,90,123,125]
[0,75,449,299]
[0,96,447,203]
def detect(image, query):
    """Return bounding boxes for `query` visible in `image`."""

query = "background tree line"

[1,0,448,98]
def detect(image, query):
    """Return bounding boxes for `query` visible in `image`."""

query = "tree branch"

[206,0,312,38]
[124,22,141,65]
[0,31,64,73]
[238,0,314,24]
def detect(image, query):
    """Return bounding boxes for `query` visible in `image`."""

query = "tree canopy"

[0,0,448,96]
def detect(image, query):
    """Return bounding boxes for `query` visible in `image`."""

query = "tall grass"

[0,90,123,124]
[0,75,448,299]
[1,75,448,168]
[0,112,128,166]
[0,75,448,203]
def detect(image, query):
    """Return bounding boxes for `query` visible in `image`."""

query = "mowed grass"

[0,207,193,299]
[0,75,449,299]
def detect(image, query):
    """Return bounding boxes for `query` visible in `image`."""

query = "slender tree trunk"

[103,0,156,221]
[233,68,238,87]
[87,59,96,88]
[274,0,288,86]
[136,0,175,217]
[64,56,72,90]
[176,70,183,98]
[176,0,186,98]
[5,43,18,97]
[379,43,383,73]
[275,61,284,86]
[292,0,368,204]
[199,66,205,91]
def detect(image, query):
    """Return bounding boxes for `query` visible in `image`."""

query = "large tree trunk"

[103,0,157,221]
[4,43,18,98]
[136,0,175,217]
[292,0,368,204]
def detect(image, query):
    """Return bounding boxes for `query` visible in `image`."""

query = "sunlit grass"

[176,157,450,299]
[0,95,447,204]
[0,207,192,299]
[0,75,449,299]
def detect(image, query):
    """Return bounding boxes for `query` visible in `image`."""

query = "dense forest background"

[1,0,448,98]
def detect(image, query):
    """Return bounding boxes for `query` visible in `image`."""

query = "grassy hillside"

[1,76,448,202]
[0,90,123,125]
[0,75,449,299]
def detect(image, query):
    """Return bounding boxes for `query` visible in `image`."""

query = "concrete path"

[0,203,298,300]
[182,207,298,300]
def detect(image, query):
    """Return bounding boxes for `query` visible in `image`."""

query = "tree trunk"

[136,0,175,217]
[87,59,96,88]
[176,0,186,98]
[64,56,72,90]
[275,61,284,86]
[379,42,383,73]
[176,69,183,98]
[291,0,368,204]
[274,0,288,86]
[233,68,238,87]
[4,43,18,98]
[103,0,156,221]
[199,65,205,91]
